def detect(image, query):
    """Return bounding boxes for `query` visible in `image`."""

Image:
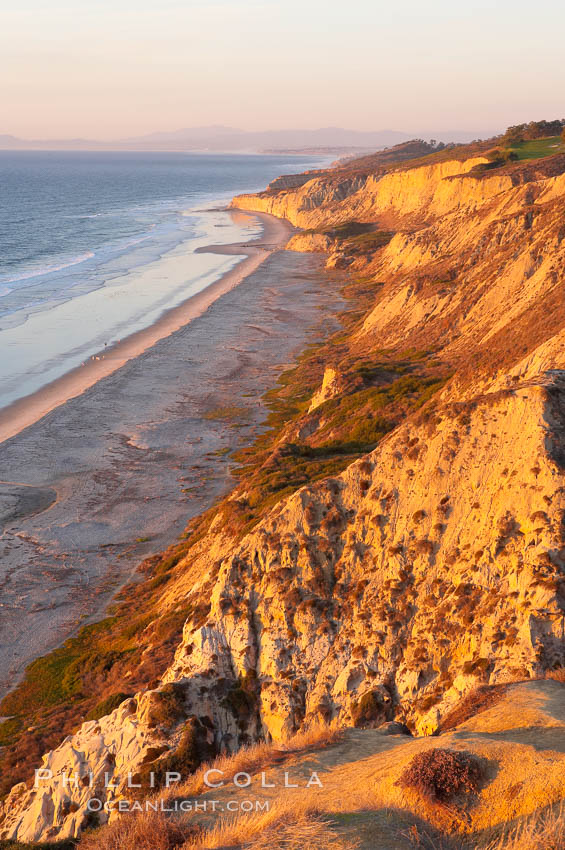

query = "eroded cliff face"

[231,157,508,228]
[164,377,565,738]
[360,173,565,359]
[3,149,565,843]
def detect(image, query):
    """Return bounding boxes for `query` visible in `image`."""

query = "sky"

[2,0,564,140]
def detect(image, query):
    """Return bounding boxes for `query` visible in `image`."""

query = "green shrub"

[342,230,394,254]
[0,717,22,747]
[85,692,133,721]
[303,221,374,240]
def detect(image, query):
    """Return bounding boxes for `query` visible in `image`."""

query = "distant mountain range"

[0,125,496,153]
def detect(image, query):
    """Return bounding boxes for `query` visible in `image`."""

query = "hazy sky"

[2,0,564,139]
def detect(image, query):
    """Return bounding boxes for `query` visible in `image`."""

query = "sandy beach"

[0,209,292,446]
[0,240,343,700]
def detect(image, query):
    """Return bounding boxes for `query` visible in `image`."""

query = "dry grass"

[179,740,274,798]
[175,721,342,798]
[279,721,343,753]
[402,822,461,849]
[77,797,565,850]
[181,800,353,850]
[178,799,565,850]
[79,790,351,850]
[482,803,565,849]
[404,805,565,849]
[80,812,192,850]
[546,667,565,684]
[177,798,565,850]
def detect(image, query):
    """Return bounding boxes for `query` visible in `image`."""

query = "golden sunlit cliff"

[2,137,565,846]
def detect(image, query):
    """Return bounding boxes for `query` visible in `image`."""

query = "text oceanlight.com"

[87,798,273,814]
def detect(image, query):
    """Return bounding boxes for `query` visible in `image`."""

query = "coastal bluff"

[2,140,565,845]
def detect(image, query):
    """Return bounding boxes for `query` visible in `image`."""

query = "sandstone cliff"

[2,144,565,843]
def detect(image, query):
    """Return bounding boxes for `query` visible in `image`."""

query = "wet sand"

[0,210,292,446]
[0,247,343,700]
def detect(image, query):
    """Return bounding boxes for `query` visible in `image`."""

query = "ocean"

[0,151,319,410]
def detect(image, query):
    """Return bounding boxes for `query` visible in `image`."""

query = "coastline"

[0,246,342,699]
[0,209,293,446]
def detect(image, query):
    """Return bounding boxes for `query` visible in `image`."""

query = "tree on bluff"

[504,119,565,145]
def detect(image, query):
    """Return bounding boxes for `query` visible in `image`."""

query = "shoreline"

[0,247,342,699]
[0,209,293,446]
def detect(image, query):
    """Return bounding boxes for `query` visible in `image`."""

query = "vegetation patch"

[146,683,187,729]
[134,717,216,794]
[303,220,375,240]
[508,135,565,160]
[84,692,134,721]
[342,230,394,255]
[0,717,22,747]
[397,747,484,802]
[1,617,121,715]
[203,405,251,422]
[223,336,449,534]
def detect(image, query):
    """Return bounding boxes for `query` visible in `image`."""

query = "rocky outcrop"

[286,231,333,253]
[308,366,341,411]
[266,171,326,192]
[231,174,367,228]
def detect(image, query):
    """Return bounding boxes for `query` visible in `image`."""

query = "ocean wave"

[1,251,95,284]
[116,230,155,249]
